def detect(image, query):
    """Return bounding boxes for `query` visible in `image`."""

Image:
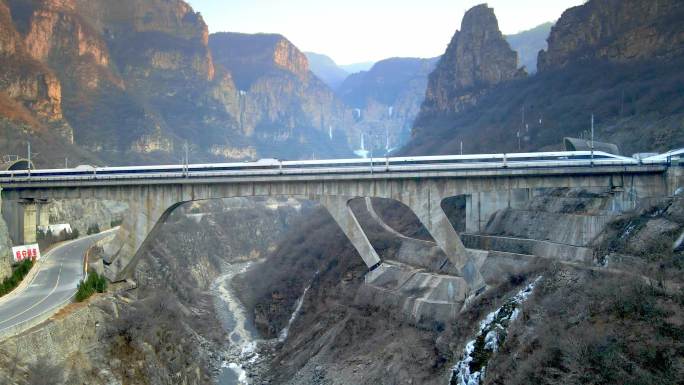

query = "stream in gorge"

[213,261,311,385]
[213,261,263,385]
[211,260,542,385]
[450,277,542,385]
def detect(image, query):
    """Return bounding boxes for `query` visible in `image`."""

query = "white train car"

[0,150,657,184]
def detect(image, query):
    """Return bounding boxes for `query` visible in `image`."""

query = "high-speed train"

[0,151,660,183]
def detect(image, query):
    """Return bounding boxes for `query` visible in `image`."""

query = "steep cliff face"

[69,0,222,161]
[416,4,523,120]
[403,0,684,155]
[0,0,73,140]
[0,0,354,166]
[538,0,684,72]
[337,57,438,152]
[74,0,210,44]
[209,33,351,159]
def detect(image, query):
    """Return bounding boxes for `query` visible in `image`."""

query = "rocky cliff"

[45,199,127,235]
[0,1,65,124]
[0,0,215,163]
[0,0,79,165]
[0,0,355,166]
[538,0,684,72]
[337,57,438,153]
[184,17,358,160]
[404,0,684,155]
[209,33,351,159]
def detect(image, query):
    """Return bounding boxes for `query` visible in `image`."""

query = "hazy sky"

[187,0,584,65]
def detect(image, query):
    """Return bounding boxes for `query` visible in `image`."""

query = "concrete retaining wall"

[484,209,613,247]
[462,234,594,264]
[0,297,107,364]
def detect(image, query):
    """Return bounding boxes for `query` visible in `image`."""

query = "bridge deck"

[0,164,668,190]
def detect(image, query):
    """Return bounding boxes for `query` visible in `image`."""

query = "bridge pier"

[105,186,188,280]
[21,203,37,244]
[37,203,49,229]
[316,196,381,269]
[398,188,485,290]
[0,199,52,245]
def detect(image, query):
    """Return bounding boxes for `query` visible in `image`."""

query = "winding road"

[0,229,115,336]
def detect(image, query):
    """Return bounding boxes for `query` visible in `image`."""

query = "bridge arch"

[106,190,473,286]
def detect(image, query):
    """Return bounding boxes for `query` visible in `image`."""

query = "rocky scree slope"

[404,0,684,155]
[234,202,549,384]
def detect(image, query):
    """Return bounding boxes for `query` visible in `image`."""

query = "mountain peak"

[460,3,499,33]
[416,4,522,118]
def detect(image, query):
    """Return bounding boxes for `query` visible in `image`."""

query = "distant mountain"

[209,33,352,159]
[337,57,439,152]
[339,61,375,73]
[304,52,349,90]
[404,0,684,156]
[506,22,553,73]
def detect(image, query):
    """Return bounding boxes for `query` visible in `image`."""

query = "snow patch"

[450,277,542,385]
[278,283,311,343]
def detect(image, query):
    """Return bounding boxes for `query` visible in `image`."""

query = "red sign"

[11,244,41,263]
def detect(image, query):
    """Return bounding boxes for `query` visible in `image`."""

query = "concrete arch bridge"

[1,161,679,316]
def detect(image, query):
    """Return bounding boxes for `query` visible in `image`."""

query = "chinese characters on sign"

[11,244,41,263]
